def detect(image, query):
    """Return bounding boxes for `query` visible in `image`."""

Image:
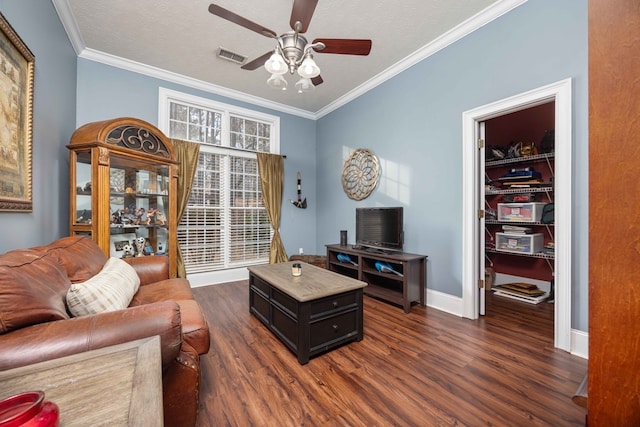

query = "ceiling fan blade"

[290,0,318,33]
[311,75,323,86]
[313,39,372,55]
[241,51,272,70]
[208,4,277,38]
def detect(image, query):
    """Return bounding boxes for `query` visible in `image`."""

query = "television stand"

[352,245,395,254]
[326,244,428,313]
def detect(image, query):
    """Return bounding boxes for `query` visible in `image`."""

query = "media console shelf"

[326,244,427,313]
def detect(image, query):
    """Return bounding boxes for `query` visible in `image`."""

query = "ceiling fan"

[208,0,372,92]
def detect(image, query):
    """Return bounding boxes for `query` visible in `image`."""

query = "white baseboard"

[426,288,464,316]
[188,267,249,287]
[570,329,589,359]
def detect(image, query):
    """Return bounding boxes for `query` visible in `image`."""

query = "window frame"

[158,87,280,284]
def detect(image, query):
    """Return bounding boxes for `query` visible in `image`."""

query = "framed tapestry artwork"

[0,13,34,212]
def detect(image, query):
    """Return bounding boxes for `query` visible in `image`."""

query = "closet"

[482,102,555,308]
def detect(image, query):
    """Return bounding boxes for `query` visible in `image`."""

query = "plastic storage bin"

[495,232,544,254]
[497,202,546,222]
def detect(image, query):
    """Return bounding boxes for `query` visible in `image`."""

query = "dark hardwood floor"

[193,281,587,426]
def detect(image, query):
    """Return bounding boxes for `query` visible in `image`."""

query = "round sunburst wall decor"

[341,148,380,200]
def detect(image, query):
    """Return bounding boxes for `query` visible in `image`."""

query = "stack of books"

[493,282,548,304]
[501,225,533,234]
[500,179,543,188]
[497,167,542,188]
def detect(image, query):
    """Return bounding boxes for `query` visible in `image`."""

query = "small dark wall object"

[290,170,307,209]
[340,230,348,246]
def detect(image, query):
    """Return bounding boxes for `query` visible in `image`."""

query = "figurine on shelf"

[154,210,166,225]
[121,243,135,259]
[135,236,146,257]
[146,208,156,225]
[76,209,91,224]
[133,207,147,225]
[111,208,122,225]
[144,243,154,255]
[146,208,166,226]
[119,206,136,225]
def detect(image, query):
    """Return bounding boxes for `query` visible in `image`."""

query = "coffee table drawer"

[310,310,358,349]
[249,289,270,323]
[250,275,271,297]
[272,305,297,351]
[310,292,358,317]
[272,287,297,317]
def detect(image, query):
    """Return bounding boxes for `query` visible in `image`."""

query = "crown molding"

[79,48,317,120]
[51,0,84,55]
[315,0,528,118]
[53,0,527,121]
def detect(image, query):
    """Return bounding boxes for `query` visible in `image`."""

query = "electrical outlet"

[299,247,303,254]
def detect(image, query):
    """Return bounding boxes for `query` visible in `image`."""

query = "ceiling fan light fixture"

[267,73,288,90]
[295,77,315,93]
[208,2,372,94]
[264,51,287,75]
[297,54,321,78]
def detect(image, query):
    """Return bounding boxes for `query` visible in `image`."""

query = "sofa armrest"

[124,256,170,285]
[0,301,182,371]
[162,342,201,427]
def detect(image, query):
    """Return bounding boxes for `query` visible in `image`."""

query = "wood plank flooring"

[193,282,587,426]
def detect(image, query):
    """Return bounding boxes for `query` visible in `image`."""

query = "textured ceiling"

[56,0,519,117]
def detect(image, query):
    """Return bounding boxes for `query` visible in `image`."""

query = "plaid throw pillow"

[66,257,140,317]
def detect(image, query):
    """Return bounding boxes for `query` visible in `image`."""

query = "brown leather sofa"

[0,236,210,427]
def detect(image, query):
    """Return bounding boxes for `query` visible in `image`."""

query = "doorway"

[461,79,573,352]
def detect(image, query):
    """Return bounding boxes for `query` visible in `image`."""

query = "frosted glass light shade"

[297,55,320,78]
[264,52,287,75]
[267,73,288,90]
[295,78,314,93]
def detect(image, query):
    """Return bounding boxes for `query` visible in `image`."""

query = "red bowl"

[0,391,59,427]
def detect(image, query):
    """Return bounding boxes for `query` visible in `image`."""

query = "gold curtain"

[172,139,200,278]
[257,153,288,263]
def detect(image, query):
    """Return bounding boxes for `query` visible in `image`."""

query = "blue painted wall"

[75,59,318,257]
[0,0,77,252]
[316,0,588,330]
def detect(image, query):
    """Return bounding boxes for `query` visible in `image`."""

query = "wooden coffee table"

[248,261,367,364]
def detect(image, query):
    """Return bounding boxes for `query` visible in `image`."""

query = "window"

[159,88,279,276]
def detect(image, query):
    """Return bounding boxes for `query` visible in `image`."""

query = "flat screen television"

[355,207,404,252]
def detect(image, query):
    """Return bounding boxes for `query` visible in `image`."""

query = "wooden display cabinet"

[67,117,178,277]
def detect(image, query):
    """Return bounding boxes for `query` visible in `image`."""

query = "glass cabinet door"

[109,155,170,259]
[72,150,93,232]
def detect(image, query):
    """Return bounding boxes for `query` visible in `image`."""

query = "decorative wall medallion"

[341,148,380,200]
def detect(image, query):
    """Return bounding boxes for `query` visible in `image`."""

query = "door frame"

[461,78,572,352]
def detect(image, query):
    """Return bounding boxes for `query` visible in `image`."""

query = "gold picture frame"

[0,13,34,212]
